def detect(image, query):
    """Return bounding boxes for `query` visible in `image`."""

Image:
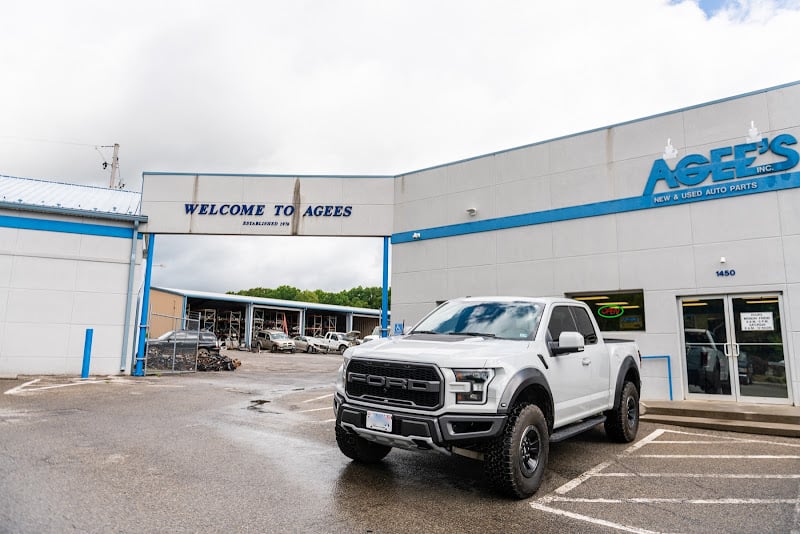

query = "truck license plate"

[366,410,392,432]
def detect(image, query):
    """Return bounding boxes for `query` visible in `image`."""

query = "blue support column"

[134,234,155,376]
[381,236,389,337]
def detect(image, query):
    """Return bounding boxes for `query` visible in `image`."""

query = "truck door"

[546,305,599,424]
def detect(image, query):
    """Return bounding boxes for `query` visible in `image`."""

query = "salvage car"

[293,335,324,353]
[252,330,296,353]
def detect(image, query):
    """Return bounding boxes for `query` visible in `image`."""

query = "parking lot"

[2,350,799,533]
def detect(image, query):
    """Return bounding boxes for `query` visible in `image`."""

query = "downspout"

[381,236,389,337]
[120,220,140,371]
[134,234,155,376]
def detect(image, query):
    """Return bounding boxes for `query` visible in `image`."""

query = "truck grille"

[345,359,443,410]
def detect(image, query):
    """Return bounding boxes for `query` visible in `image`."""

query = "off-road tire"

[604,381,640,443]
[484,403,549,498]
[335,425,391,463]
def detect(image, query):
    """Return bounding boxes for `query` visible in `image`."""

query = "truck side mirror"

[551,331,585,355]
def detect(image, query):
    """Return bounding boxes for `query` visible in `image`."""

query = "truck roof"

[448,296,582,305]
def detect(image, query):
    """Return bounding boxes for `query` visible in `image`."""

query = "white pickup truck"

[318,331,355,353]
[334,296,642,498]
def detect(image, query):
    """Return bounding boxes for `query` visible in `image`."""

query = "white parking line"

[302,393,334,403]
[530,428,800,533]
[4,378,106,395]
[298,406,333,413]
[638,454,800,459]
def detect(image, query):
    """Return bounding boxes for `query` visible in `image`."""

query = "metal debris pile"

[197,352,241,372]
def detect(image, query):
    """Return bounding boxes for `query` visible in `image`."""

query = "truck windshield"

[411,301,542,340]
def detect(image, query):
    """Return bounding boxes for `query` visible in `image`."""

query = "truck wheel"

[604,381,639,443]
[338,345,348,353]
[484,403,549,498]
[335,425,391,463]
[252,342,261,353]
[271,344,277,353]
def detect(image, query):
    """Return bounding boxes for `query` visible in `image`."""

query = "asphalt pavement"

[2,351,799,533]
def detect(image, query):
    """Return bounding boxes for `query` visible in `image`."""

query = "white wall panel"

[779,188,800,236]
[445,187,496,224]
[5,289,74,323]
[3,323,70,357]
[447,234,496,268]
[390,303,439,331]
[783,235,800,283]
[79,235,132,262]
[393,197,449,234]
[75,261,130,294]
[620,247,696,291]
[446,156,497,193]
[1,357,70,375]
[497,260,555,296]
[11,257,77,290]
[391,271,447,305]
[72,293,127,325]
[447,266,497,297]
[683,92,769,147]
[66,325,125,375]
[0,288,7,323]
[0,227,17,253]
[553,254,619,294]
[690,193,780,244]
[787,284,800,337]
[618,205,693,251]
[693,238,785,287]
[495,143,550,183]
[611,113,685,162]
[612,156,664,199]
[496,225,553,263]
[548,130,608,174]
[494,177,551,218]
[395,167,448,204]
[643,291,681,334]
[553,216,617,258]
[392,241,446,274]
[768,85,800,131]
[16,229,81,257]
[550,166,614,209]
[0,255,11,286]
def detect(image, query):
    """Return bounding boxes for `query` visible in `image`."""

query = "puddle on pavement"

[246,399,279,414]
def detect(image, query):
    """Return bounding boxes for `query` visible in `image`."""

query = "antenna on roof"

[108,143,120,189]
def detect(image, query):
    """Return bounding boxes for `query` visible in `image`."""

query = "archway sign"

[135,172,394,375]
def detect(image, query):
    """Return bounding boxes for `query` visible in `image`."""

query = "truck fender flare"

[497,368,553,417]
[611,355,641,409]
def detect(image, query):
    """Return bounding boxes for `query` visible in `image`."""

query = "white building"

[2,80,799,407]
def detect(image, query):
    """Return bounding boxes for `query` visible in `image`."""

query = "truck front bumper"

[334,393,506,454]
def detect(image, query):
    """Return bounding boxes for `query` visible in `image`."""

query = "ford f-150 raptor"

[334,296,641,498]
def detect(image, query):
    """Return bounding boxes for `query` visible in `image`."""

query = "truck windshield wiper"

[449,332,496,337]
[410,330,441,335]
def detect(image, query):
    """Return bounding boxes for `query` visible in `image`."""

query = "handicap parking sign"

[393,323,404,335]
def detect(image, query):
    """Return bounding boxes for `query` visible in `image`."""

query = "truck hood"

[345,335,532,367]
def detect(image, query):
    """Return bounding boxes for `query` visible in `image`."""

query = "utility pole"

[108,143,120,188]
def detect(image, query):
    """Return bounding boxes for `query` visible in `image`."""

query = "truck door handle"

[582,358,591,366]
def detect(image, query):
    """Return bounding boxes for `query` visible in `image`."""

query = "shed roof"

[0,174,141,217]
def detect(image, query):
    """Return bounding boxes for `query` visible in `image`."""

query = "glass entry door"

[680,294,790,403]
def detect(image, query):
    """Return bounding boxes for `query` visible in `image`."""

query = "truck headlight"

[453,369,494,404]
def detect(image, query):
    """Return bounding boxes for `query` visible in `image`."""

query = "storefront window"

[565,290,646,331]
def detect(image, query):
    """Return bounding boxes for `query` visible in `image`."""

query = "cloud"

[2,0,799,295]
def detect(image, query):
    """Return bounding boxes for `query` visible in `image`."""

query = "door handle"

[733,343,740,357]
[723,343,731,357]
[582,358,591,366]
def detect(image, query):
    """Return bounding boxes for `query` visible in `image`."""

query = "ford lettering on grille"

[347,372,439,392]
[345,359,443,409]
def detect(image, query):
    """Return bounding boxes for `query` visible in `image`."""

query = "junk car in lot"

[148,329,221,357]
[293,335,325,353]
[334,296,642,498]
[252,330,296,353]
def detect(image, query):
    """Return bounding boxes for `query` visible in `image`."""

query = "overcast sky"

[2,0,799,294]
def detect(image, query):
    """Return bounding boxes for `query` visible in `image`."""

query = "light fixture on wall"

[720,256,726,263]
[412,232,421,240]
[662,138,678,160]
[746,120,761,143]
[466,207,477,217]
